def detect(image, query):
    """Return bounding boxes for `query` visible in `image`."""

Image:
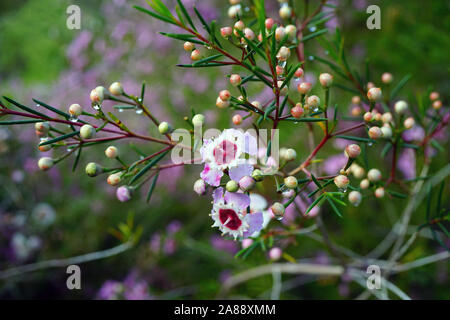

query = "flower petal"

[244,132,258,155]
[224,191,250,211]
[200,163,223,187]
[243,212,263,238]
[212,187,224,203]
[229,163,253,182]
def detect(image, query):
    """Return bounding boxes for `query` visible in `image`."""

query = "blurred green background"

[0,0,448,299]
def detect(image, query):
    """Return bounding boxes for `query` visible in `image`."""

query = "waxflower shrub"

[0,0,449,300]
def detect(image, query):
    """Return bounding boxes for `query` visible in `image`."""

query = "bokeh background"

[0,0,448,299]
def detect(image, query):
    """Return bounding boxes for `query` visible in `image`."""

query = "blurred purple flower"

[322,154,347,175]
[210,235,239,255]
[398,149,416,180]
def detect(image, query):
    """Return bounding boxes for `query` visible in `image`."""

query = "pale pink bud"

[348,191,362,206]
[269,247,282,261]
[282,189,295,198]
[183,41,195,52]
[367,87,382,102]
[394,100,408,114]
[220,27,232,38]
[374,187,385,198]
[404,117,415,129]
[367,82,375,89]
[345,144,361,158]
[360,179,370,189]
[242,239,254,249]
[319,73,333,88]
[352,96,361,105]
[367,169,382,182]
[230,74,241,86]
[190,49,202,61]
[381,72,393,84]
[294,68,304,78]
[276,46,290,61]
[290,104,304,118]
[265,18,274,30]
[243,28,255,40]
[239,176,255,191]
[334,175,349,189]
[368,126,382,139]
[381,112,393,123]
[193,179,206,195]
[429,92,439,101]
[297,82,312,94]
[275,26,286,41]
[228,5,242,19]
[219,90,231,101]
[116,186,131,202]
[105,146,118,158]
[107,173,121,186]
[233,20,245,36]
[307,95,320,108]
[232,114,243,125]
[351,106,362,116]
[216,96,230,108]
[276,65,284,76]
[432,100,442,110]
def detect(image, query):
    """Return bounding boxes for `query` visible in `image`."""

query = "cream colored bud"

[69,103,83,116]
[348,191,362,206]
[216,96,230,108]
[192,114,205,127]
[107,173,121,186]
[307,95,321,108]
[345,144,361,158]
[284,176,298,189]
[381,72,393,84]
[183,41,195,52]
[404,117,415,129]
[367,168,382,182]
[367,87,382,102]
[394,100,408,114]
[276,46,291,61]
[334,175,349,189]
[375,187,385,198]
[108,82,123,96]
[38,157,53,171]
[319,73,333,88]
[360,178,370,189]
[279,5,292,19]
[80,124,96,139]
[368,126,382,139]
[105,146,118,158]
[381,112,393,123]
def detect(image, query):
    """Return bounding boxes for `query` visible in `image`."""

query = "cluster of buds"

[216,89,231,108]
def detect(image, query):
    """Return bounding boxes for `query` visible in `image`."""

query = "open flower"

[200,129,257,187]
[210,187,263,240]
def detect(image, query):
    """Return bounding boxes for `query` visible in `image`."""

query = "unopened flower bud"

[404,117,415,129]
[219,90,231,101]
[351,164,365,179]
[284,176,298,189]
[277,81,288,95]
[367,82,375,89]
[432,100,442,110]
[279,5,292,19]
[216,96,230,108]
[233,20,245,36]
[291,104,304,118]
[345,144,361,158]
[242,238,254,249]
[394,100,408,114]
[192,114,205,127]
[381,125,392,138]
[271,202,285,219]
[381,112,393,123]
[116,186,132,202]
[35,121,50,133]
[85,162,103,177]
[348,191,362,206]
[190,49,202,61]
[374,112,382,121]
[360,178,370,189]
[232,114,243,125]
[80,124,96,139]
[239,175,255,191]
[90,86,105,103]
[294,68,304,78]
[276,46,291,61]
[276,65,284,76]
[282,189,295,198]
[38,157,53,171]
[352,96,361,105]
[374,187,385,198]
[381,72,393,84]
[38,138,52,152]
[227,5,242,19]
[193,179,206,195]
[367,87,382,102]
[297,82,312,94]
[107,172,121,186]
[319,73,333,88]
[334,175,349,189]
[367,168,382,182]
[158,122,172,134]
[275,26,286,41]
[230,74,241,86]
[363,112,373,122]
[265,18,274,30]
[220,26,233,38]
[243,28,255,40]
[105,146,118,158]
[351,106,362,116]
[69,103,83,116]
[251,169,264,182]
[269,247,282,261]
[368,126,382,139]
[108,82,123,96]
[285,24,296,39]
[429,92,439,101]
[226,180,239,192]
[183,41,195,52]
[307,95,320,108]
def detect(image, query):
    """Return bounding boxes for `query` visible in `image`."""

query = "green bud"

[85,162,103,177]
[192,114,205,127]
[226,180,239,192]
[251,169,264,182]
[80,124,96,139]
[158,122,172,134]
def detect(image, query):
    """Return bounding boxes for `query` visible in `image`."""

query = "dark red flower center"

[219,208,242,230]
[213,140,237,165]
